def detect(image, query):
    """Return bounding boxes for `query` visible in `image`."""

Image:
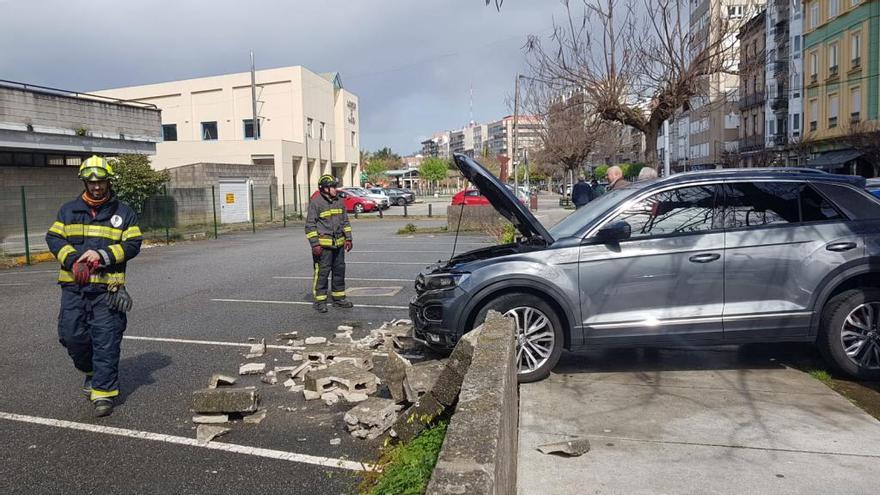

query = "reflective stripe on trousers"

[312,248,346,302]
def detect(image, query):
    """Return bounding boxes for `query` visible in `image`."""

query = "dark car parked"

[411,153,880,382]
[381,187,415,206]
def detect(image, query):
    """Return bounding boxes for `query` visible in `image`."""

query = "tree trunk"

[644,124,660,171]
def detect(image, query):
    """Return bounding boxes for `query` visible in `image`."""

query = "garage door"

[219,180,251,224]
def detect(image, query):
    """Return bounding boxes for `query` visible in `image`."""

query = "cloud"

[1,0,561,153]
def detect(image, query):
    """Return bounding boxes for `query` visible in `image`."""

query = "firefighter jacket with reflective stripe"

[305,192,352,249]
[45,194,142,287]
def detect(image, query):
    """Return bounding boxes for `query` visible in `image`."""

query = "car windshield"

[549,187,641,239]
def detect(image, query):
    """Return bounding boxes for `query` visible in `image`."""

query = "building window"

[809,1,819,29]
[809,52,818,81]
[243,119,260,139]
[809,99,818,131]
[351,131,356,147]
[306,118,313,138]
[792,113,800,131]
[792,73,801,98]
[850,87,861,122]
[319,122,326,141]
[851,32,861,66]
[851,0,859,6]
[829,43,839,74]
[793,35,801,53]
[201,121,218,141]
[829,0,839,17]
[162,124,177,142]
[828,94,839,128]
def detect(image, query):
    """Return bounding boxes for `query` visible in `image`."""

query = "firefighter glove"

[312,245,324,257]
[72,260,97,285]
[108,286,133,313]
[344,240,353,252]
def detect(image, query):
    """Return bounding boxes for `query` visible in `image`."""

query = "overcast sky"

[1,0,565,155]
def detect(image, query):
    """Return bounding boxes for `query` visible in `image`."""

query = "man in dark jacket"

[45,156,142,417]
[571,177,593,208]
[305,175,354,313]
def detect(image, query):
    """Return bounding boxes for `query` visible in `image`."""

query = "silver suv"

[411,154,880,382]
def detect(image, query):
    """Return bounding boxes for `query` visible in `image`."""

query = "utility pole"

[663,120,670,177]
[512,74,520,194]
[250,51,260,140]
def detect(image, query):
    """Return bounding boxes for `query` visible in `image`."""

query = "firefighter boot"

[313,301,328,313]
[92,398,114,418]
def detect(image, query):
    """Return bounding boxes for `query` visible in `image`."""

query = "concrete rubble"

[304,362,379,396]
[244,338,266,359]
[192,414,229,424]
[344,397,404,439]
[208,373,237,389]
[196,425,230,444]
[276,331,298,341]
[192,387,261,414]
[403,360,446,403]
[238,362,266,375]
[304,336,327,345]
[536,438,591,457]
[304,344,373,370]
[260,370,277,385]
[242,409,268,425]
[385,351,413,403]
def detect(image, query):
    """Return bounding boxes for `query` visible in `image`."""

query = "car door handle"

[826,242,857,252]
[689,253,721,263]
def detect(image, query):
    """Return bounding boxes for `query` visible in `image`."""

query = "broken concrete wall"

[425,311,518,495]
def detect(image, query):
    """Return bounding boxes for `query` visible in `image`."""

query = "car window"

[721,182,799,228]
[607,185,718,239]
[800,185,844,222]
[465,190,481,197]
[549,187,637,239]
[814,182,877,220]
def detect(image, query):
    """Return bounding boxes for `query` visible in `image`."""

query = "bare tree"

[787,134,816,167]
[525,0,756,170]
[843,121,880,177]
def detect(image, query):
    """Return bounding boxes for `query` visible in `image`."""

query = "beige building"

[95,66,361,192]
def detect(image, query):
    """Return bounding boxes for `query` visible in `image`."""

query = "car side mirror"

[595,221,631,243]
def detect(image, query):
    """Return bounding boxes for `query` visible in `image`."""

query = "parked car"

[866,178,880,198]
[311,189,377,214]
[451,188,490,206]
[343,187,390,209]
[412,154,880,383]
[383,187,415,206]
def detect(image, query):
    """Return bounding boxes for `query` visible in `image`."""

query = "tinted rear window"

[720,182,844,228]
[813,182,880,220]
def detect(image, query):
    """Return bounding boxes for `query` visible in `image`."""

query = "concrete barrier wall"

[426,311,518,495]
[446,205,507,231]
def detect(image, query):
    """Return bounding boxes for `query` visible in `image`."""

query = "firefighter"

[45,155,142,417]
[305,175,354,313]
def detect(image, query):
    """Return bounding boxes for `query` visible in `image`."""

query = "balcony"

[773,60,789,77]
[739,134,765,152]
[772,134,787,147]
[851,112,861,124]
[851,57,862,71]
[809,73,818,85]
[810,121,818,132]
[737,91,766,111]
[828,116,838,128]
[770,97,789,111]
[828,65,839,79]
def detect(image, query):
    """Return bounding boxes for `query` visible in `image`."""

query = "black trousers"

[313,247,346,302]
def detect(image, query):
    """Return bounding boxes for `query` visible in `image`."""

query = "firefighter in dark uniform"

[305,175,354,313]
[45,155,142,417]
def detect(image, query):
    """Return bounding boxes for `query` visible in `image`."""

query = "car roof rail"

[672,167,828,178]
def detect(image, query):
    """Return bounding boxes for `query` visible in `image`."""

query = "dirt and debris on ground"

[537,438,592,457]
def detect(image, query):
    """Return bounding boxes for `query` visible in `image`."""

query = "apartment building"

[95,66,361,191]
[486,115,542,163]
[803,0,878,174]
[788,0,806,163]
[739,9,769,166]
[765,0,791,162]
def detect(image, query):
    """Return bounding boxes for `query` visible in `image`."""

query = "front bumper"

[409,287,468,351]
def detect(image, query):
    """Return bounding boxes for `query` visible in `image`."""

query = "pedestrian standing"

[637,167,659,181]
[45,156,141,417]
[571,176,593,208]
[305,175,354,313]
[606,166,631,191]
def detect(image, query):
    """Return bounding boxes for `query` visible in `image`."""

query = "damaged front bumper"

[409,285,469,352]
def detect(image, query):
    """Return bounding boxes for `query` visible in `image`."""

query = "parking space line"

[0,270,56,277]
[352,250,450,254]
[0,283,31,286]
[211,298,409,310]
[274,276,413,282]
[346,261,437,265]
[0,411,373,472]
[123,335,299,350]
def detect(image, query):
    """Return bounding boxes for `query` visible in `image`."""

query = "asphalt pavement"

[0,216,494,494]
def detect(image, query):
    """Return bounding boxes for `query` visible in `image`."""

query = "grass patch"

[359,421,448,495]
[397,223,419,234]
[808,369,832,384]
[395,225,449,235]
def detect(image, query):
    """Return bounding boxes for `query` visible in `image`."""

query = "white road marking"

[352,250,450,254]
[0,283,31,286]
[274,276,413,282]
[0,270,56,277]
[211,298,409,310]
[0,411,372,472]
[123,335,300,351]
[346,261,438,265]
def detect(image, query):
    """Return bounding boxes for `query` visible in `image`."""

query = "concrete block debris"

[537,438,591,457]
[192,414,229,424]
[344,397,404,439]
[304,362,378,395]
[322,392,340,406]
[244,338,266,359]
[334,330,353,343]
[386,352,413,403]
[277,331,298,341]
[208,373,237,389]
[242,409,268,425]
[303,390,322,401]
[330,438,342,446]
[337,325,354,333]
[192,387,261,414]
[238,362,266,375]
[304,344,373,370]
[196,425,230,444]
[339,391,369,403]
[403,360,446,403]
[260,370,277,385]
[304,336,327,345]
[389,393,445,443]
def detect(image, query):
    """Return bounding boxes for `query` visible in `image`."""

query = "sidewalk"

[518,348,880,495]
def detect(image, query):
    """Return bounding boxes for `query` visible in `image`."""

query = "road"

[0,217,493,494]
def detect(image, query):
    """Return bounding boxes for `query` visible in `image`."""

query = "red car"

[451,188,491,206]
[310,190,377,213]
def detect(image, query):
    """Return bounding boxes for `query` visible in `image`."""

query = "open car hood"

[452,153,554,243]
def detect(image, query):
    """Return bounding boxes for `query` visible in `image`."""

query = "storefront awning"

[807,150,864,170]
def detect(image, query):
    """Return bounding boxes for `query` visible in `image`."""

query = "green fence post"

[19,186,31,265]
[250,183,256,233]
[282,184,287,228]
[428,203,433,218]
[211,185,219,239]
[163,185,170,244]
[269,185,274,222]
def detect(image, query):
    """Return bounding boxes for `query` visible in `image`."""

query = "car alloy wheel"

[504,306,556,374]
[397,198,406,206]
[840,302,880,370]
[354,203,364,213]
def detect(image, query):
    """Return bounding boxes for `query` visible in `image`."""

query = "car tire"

[354,203,364,214]
[397,198,406,206]
[473,293,564,383]
[818,288,880,380]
